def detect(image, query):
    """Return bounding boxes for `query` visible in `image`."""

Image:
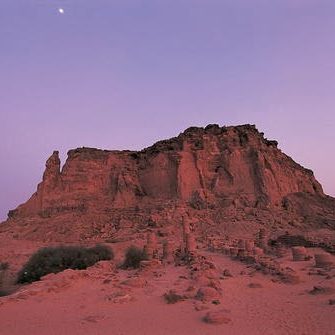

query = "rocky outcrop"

[2,124,334,241]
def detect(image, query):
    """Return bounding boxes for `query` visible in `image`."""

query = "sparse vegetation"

[270,234,312,247]
[0,262,9,296]
[163,290,185,304]
[122,246,148,269]
[188,190,206,210]
[17,244,113,284]
[0,262,9,271]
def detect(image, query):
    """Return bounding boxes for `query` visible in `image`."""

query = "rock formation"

[2,124,335,242]
[162,240,174,263]
[143,232,158,260]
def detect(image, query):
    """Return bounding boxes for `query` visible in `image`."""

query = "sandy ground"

[0,239,335,335]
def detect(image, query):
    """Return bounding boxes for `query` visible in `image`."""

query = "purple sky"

[1,0,335,221]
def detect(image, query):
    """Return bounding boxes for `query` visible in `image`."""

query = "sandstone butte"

[1,124,335,335]
[1,124,334,244]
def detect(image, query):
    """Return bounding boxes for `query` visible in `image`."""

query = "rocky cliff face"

[2,124,334,242]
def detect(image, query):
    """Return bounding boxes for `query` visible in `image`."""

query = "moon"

[58,8,65,14]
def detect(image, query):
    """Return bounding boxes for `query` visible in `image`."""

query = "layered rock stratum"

[1,124,334,242]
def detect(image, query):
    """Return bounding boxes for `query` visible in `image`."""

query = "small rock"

[105,290,134,303]
[140,259,161,270]
[222,269,232,277]
[82,314,105,323]
[279,273,301,284]
[203,311,231,325]
[212,299,221,305]
[121,277,147,288]
[195,286,221,302]
[163,290,185,304]
[248,282,263,288]
[291,246,307,261]
[315,253,333,268]
[194,303,210,311]
[309,286,335,295]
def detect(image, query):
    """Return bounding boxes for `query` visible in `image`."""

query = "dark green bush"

[17,244,113,284]
[90,244,113,261]
[122,246,148,269]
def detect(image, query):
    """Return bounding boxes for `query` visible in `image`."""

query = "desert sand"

[1,236,334,335]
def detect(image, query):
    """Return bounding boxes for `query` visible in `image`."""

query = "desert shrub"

[163,290,185,304]
[122,246,148,269]
[188,191,206,210]
[0,262,9,271]
[0,288,10,297]
[90,244,114,261]
[0,262,9,296]
[17,244,113,284]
